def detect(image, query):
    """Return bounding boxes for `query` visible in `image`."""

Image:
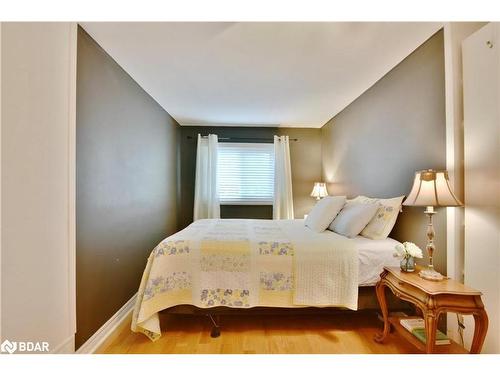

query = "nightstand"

[374,266,488,354]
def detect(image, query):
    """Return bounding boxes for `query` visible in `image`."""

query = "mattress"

[354,235,401,286]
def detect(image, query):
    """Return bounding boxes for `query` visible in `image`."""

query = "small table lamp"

[403,169,463,281]
[310,182,328,200]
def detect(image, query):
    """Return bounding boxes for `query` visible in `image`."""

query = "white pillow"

[328,201,379,238]
[358,196,405,240]
[304,196,346,233]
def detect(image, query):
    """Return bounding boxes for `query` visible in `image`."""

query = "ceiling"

[81,22,442,128]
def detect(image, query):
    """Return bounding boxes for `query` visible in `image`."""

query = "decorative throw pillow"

[328,201,379,238]
[360,196,405,240]
[304,196,346,233]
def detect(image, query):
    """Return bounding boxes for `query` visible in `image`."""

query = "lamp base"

[419,267,444,281]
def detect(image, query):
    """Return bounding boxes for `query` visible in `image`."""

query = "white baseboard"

[76,293,137,354]
[51,335,75,354]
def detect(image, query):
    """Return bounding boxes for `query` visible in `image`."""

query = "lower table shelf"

[388,316,468,354]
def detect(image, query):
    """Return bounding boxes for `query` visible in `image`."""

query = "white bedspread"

[354,236,401,286]
[283,221,358,308]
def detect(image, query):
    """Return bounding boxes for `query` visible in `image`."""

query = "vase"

[400,256,415,272]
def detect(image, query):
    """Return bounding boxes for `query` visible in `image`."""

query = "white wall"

[443,21,486,342]
[463,22,500,354]
[1,22,77,353]
[444,22,486,283]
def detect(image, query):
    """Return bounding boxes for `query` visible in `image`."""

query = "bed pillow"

[304,196,346,233]
[328,201,379,238]
[358,196,405,240]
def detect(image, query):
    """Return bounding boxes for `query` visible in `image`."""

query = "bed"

[131,218,402,341]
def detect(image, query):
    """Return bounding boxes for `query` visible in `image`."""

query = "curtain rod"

[186,135,298,142]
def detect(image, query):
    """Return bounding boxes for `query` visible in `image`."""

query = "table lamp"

[310,182,328,200]
[403,169,463,281]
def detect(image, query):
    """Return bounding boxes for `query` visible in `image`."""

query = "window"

[217,142,274,205]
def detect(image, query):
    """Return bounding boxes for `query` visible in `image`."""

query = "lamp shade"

[310,182,328,199]
[403,169,463,207]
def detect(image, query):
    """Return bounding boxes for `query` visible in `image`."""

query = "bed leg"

[207,314,221,338]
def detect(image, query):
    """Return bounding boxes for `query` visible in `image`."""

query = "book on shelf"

[400,318,424,332]
[412,328,451,345]
[399,318,450,345]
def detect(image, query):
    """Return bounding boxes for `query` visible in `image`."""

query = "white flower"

[394,242,423,259]
[404,242,423,258]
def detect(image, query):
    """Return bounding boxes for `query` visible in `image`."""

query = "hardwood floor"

[98,311,420,354]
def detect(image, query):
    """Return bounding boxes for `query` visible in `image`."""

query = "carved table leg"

[374,280,390,343]
[470,309,488,354]
[424,311,438,354]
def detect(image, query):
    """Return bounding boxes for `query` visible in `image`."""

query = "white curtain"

[273,135,294,220]
[193,134,220,220]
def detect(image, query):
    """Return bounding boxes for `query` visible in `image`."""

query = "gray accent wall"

[321,30,447,273]
[76,27,180,348]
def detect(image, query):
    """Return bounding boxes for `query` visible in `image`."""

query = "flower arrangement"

[395,242,423,259]
[394,242,423,272]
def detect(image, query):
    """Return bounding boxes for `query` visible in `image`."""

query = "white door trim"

[52,335,76,354]
[0,21,3,343]
[67,22,78,341]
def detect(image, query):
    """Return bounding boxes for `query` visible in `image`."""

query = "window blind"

[217,142,274,205]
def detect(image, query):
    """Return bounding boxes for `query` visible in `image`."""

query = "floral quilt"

[132,219,357,341]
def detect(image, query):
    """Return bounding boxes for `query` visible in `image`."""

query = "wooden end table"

[374,266,488,354]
